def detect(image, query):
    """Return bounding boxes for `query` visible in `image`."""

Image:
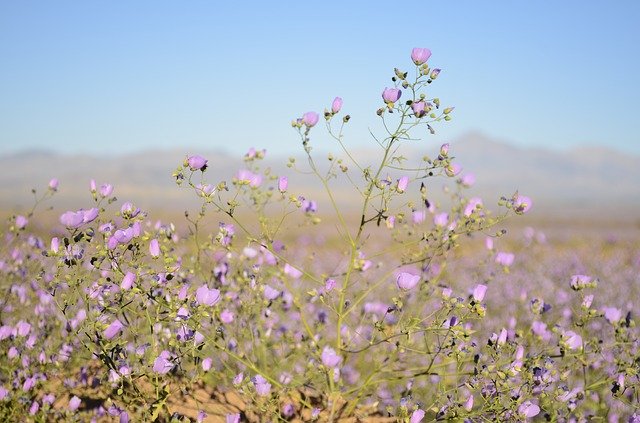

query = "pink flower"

[382,88,402,104]
[153,350,174,374]
[104,319,123,340]
[473,284,487,302]
[302,111,319,127]
[331,97,343,114]
[252,375,271,397]
[202,357,213,372]
[187,155,208,171]
[495,252,515,267]
[603,307,622,323]
[149,239,160,258]
[464,197,483,217]
[518,401,540,418]
[69,396,81,411]
[411,101,427,117]
[396,176,409,193]
[396,272,420,291]
[411,47,432,65]
[195,285,221,306]
[410,409,426,423]
[15,215,28,229]
[513,195,532,214]
[100,184,113,197]
[237,169,262,187]
[563,330,582,350]
[48,178,59,190]
[278,176,288,193]
[284,263,303,279]
[434,212,448,227]
[120,272,136,291]
[321,346,342,368]
[220,310,234,324]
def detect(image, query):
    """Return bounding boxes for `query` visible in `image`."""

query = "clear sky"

[1,1,639,157]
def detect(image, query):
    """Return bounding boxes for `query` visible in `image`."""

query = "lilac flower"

[325,279,336,291]
[202,357,213,372]
[331,97,343,114]
[226,414,241,423]
[0,386,8,400]
[570,274,591,290]
[197,411,207,423]
[411,47,432,65]
[603,307,622,323]
[195,184,216,197]
[445,163,462,177]
[301,198,318,213]
[51,237,60,253]
[321,346,342,368]
[187,155,208,171]
[43,393,55,405]
[440,143,450,157]
[16,321,31,337]
[284,263,303,279]
[434,213,448,227]
[302,111,319,127]
[59,211,85,228]
[386,215,395,229]
[49,178,59,190]
[464,395,474,411]
[29,400,39,415]
[472,284,487,302]
[264,285,280,301]
[90,179,97,192]
[464,197,483,217]
[278,176,288,193]
[396,272,421,291]
[518,401,540,418]
[153,350,174,374]
[461,173,476,187]
[195,285,221,306]
[104,319,123,340]
[233,373,244,386]
[121,272,136,290]
[69,396,81,411]
[410,409,426,423]
[236,169,262,187]
[220,309,234,324]
[513,195,532,214]
[252,375,271,397]
[412,210,426,224]
[120,202,140,218]
[15,215,28,229]
[495,252,515,267]
[411,101,427,118]
[382,88,402,104]
[111,227,135,246]
[8,346,18,359]
[100,183,113,197]
[149,239,160,258]
[563,331,582,350]
[397,176,409,193]
[430,68,441,79]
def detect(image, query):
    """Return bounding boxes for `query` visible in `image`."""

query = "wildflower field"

[1,49,638,422]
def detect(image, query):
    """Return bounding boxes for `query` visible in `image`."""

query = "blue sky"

[1,1,639,157]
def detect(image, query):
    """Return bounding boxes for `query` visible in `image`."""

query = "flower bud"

[278,176,288,193]
[430,68,441,79]
[48,178,59,191]
[331,97,343,114]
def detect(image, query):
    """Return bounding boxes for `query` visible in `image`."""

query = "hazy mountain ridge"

[1,133,638,219]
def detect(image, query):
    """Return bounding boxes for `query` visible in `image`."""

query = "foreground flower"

[252,375,271,396]
[410,409,426,423]
[411,47,432,65]
[321,346,342,368]
[382,88,402,105]
[302,111,319,127]
[187,155,208,171]
[411,100,427,118]
[59,208,99,229]
[518,400,540,418]
[69,396,81,411]
[396,272,421,290]
[149,239,160,258]
[473,284,487,302]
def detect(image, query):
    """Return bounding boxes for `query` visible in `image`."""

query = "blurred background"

[1,1,638,227]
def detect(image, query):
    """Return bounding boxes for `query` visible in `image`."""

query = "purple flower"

[430,68,441,79]
[284,263,303,279]
[518,401,540,418]
[382,88,402,104]
[15,215,28,229]
[187,155,208,171]
[82,208,99,223]
[104,319,123,340]
[411,47,432,65]
[220,309,234,324]
[571,274,591,290]
[434,213,448,227]
[513,195,532,214]
[412,210,426,224]
[264,285,280,301]
[495,252,515,267]
[59,211,85,228]
[0,386,7,400]
[100,184,113,197]
[603,307,622,323]
[321,346,342,368]
[195,285,221,306]
[461,173,476,187]
[278,176,288,193]
[237,169,262,187]
[149,239,160,258]
[15,321,31,337]
[113,227,135,245]
[120,202,140,218]
[49,178,59,190]
[396,176,409,193]
[69,396,81,411]
[252,375,271,397]
[473,284,487,302]
[196,184,216,197]
[411,101,427,117]
[464,197,483,217]
[121,272,136,290]
[302,111,319,127]
[197,411,207,423]
[563,330,582,350]
[331,97,343,114]
[440,143,450,156]
[153,350,174,374]
[29,400,39,415]
[202,357,213,372]
[226,413,241,423]
[325,279,336,291]
[410,409,426,423]
[396,272,420,291]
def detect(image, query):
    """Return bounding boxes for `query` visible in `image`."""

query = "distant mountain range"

[1,132,638,220]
